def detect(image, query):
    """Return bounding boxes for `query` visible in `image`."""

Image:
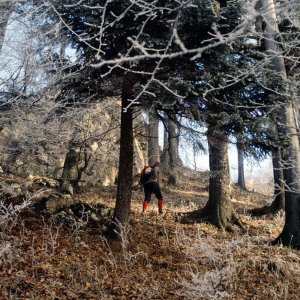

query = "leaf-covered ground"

[0,169,299,299]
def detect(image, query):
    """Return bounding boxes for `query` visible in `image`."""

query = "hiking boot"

[159,208,163,214]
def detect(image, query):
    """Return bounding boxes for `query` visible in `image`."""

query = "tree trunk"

[163,118,168,153]
[161,113,170,169]
[109,76,134,239]
[147,109,159,165]
[271,148,285,210]
[182,124,242,231]
[167,114,179,184]
[60,142,81,195]
[207,128,234,229]
[0,1,13,54]
[277,110,300,248]
[259,0,300,248]
[249,147,285,216]
[160,114,181,185]
[249,111,285,215]
[236,133,246,190]
[168,115,179,168]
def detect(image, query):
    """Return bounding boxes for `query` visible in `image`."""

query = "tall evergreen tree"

[48,0,181,236]
[258,0,300,249]
[48,0,296,235]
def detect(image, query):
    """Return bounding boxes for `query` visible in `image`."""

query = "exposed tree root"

[272,234,300,250]
[179,207,245,232]
[248,205,281,217]
[179,206,209,223]
[231,211,245,230]
[248,195,284,217]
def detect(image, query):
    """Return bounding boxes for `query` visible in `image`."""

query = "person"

[141,161,164,214]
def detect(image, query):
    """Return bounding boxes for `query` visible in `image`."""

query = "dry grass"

[0,170,299,299]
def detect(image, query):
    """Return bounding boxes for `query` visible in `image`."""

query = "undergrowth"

[0,186,299,299]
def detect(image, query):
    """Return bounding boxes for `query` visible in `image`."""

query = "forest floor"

[0,168,300,300]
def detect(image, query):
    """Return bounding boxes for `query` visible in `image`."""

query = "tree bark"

[271,147,285,210]
[249,110,286,215]
[182,123,242,231]
[248,147,285,216]
[161,114,181,184]
[60,142,81,195]
[207,128,235,229]
[259,0,300,248]
[108,76,134,239]
[161,113,170,169]
[236,133,246,190]
[0,0,13,54]
[168,114,179,169]
[147,109,159,165]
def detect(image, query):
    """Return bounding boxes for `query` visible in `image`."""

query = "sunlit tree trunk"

[259,0,300,248]
[236,133,246,190]
[168,114,179,169]
[147,109,159,165]
[161,113,169,168]
[161,114,181,184]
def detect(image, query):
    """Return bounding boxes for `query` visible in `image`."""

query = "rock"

[101,208,112,217]
[0,182,22,198]
[60,181,74,195]
[90,142,98,152]
[46,195,76,212]
[101,225,108,231]
[27,174,34,180]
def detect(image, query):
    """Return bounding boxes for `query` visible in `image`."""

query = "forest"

[0,0,300,299]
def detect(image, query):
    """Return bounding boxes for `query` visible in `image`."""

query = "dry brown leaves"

[0,170,299,299]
